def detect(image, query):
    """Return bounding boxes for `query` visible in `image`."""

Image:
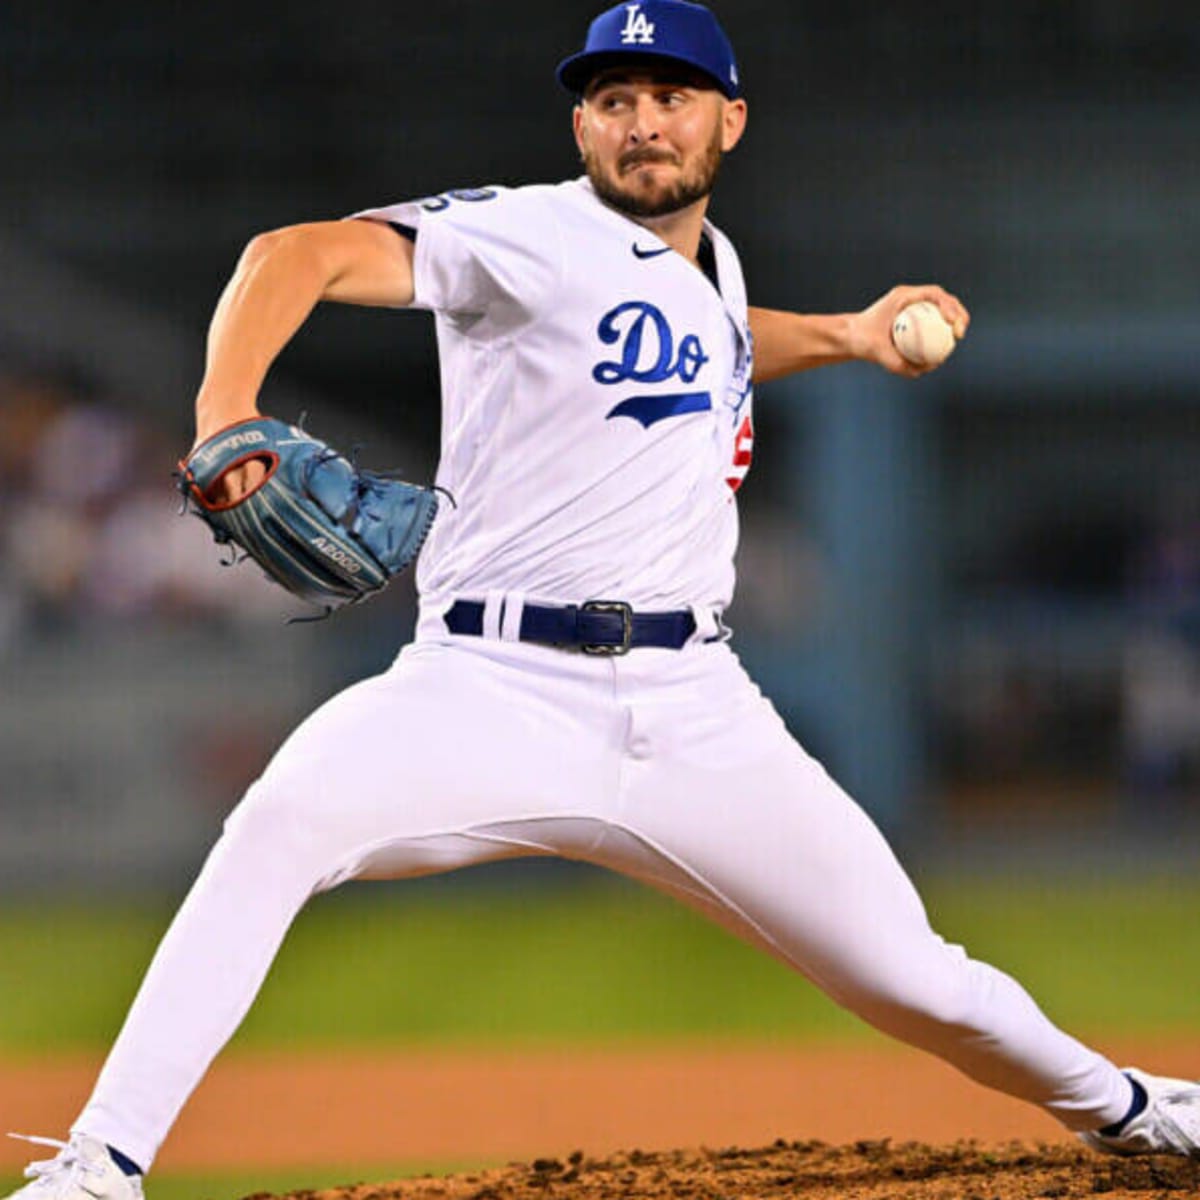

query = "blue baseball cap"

[556,0,741,100]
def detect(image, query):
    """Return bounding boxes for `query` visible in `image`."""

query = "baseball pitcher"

[8,3,1199,1197]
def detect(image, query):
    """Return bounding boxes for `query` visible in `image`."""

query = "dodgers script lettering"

[592,301,709,386]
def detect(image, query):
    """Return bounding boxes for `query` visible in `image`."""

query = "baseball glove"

[178,416,438,614]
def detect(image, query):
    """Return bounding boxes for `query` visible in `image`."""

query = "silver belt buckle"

[580,599,633,655]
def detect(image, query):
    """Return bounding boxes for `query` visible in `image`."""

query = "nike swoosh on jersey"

[632,244,672,259]
[606,392,712,427]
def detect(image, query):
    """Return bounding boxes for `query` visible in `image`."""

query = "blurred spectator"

[0,364,289,650]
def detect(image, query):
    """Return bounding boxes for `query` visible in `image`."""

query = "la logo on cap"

[555,0,741,100]
[619,4,656,45]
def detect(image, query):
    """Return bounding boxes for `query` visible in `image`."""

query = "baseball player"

[8,2,1199,1196]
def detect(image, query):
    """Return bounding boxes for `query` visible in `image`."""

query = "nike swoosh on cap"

[632,244,672,259]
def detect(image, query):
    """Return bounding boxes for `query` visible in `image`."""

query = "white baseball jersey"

[355,178,755,613]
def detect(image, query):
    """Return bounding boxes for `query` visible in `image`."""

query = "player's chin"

[614,167,670,202]
[593,165,706,220]
[626,176,697,211]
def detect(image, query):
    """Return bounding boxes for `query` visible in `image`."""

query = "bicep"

[308,218,416,308]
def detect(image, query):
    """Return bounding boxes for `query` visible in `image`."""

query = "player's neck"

[632,200,709,265]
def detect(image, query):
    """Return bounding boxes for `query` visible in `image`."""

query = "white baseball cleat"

[1079,1068,1200,1158]
[3,1135,144,1200]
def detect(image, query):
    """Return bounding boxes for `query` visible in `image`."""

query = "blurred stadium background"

[3,0,1198,883]
[1,4,1198,1188]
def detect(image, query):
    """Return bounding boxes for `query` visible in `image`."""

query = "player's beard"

[584,123,725,219]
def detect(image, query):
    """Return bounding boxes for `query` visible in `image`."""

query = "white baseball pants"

[74,629,1130,1169]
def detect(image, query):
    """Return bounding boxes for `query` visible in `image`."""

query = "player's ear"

[572,104,587,158]
[721,98,748,152]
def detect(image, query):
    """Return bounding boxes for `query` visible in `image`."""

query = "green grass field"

[2,871,1197,1199]
[2,870,1198,1055]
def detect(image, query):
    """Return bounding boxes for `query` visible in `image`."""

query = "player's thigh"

[612,657,954,1014]
[224,640,618,881]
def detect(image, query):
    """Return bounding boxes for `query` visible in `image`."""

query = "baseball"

[891,300,957,367]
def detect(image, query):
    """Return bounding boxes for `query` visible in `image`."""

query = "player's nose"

[627,94,662,143]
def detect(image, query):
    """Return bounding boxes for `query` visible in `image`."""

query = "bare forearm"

[748,307,856,384]
[749,287,971,386]
[194,230,328,440]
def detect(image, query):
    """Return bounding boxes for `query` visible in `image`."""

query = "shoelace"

[7,1134,105,1186]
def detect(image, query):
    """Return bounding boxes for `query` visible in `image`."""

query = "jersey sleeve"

[351,186,563,323]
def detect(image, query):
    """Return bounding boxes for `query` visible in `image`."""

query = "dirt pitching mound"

[264,1141,1200,1200]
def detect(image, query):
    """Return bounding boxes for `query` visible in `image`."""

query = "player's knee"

[841,941,985,1041]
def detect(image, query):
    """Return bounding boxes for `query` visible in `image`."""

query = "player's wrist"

[192,395,262,450]
[839,311,876,362]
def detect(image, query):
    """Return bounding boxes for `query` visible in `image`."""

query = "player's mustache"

[618,148,680,172]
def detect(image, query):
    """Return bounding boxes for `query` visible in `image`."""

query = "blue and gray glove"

[178,417,438,614]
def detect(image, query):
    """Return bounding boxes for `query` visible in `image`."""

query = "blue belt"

[444,599,696,655]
